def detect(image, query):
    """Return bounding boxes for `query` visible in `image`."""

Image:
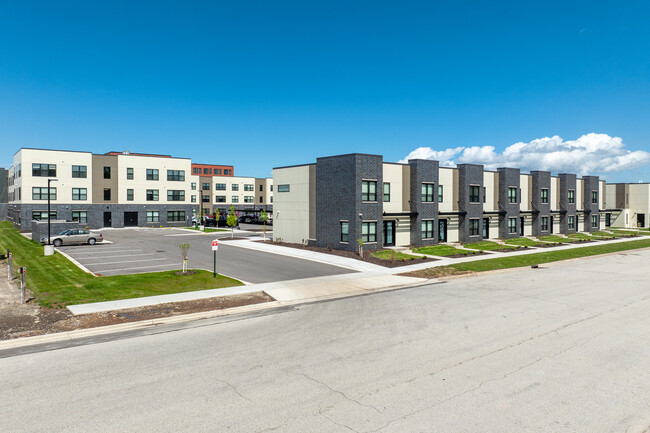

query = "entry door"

[520,217,525,236]
[124,212,138,227]
[482,218,489,238]
[638,214,646,228]
[103,212,112,227]
[550,216,554,234]
[438,219,447,242]
[383,221,395,246]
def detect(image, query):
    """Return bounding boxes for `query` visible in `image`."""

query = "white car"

[40,229,104,247]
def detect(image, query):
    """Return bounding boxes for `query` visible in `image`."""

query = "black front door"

[550,216,554,234]
[438,219,447,242]
[103,212,112,227]
[520,217,525,236]
[383,221,395,246]
[124,212,138,227]
[483,218,489,238]
[638,214,645,228]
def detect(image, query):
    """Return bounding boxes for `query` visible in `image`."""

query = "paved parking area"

[58,227,354,283]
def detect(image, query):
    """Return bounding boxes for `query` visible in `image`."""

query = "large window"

[215,183,226,191]
[191,182,196,190]
[438,185,443,203]
[203,168,212,175]
[541,216,549,231]
[167,211,185,222]
[592,191,598,204]
[340,221,349,242]
[147,211,160,223]
[72,165,87,178]
[232,184,239,191]
[32,163,56,177]
[244,184,254,191]
[32,211,56,220]
[540,188,549,204]
[103,166,111,179]
[508,187,517,203]
[126,167,134,180]
[591,214,599,226]
[201,195,210,203]
[71,211,87,224]
[191,195,196,203]
[568,215,575,229]
[422,220,434,239]
[277,184,290,192]
[244,196,254,203]
[469,186,480,203]
[361,221,377,243]
[215,195,226,202]
[259,184,263,192]
[508,217,517,233]
[469,219,479,236]
[146,189,159,201]
[32,187,56,200]
[104,188,111,201]
[167,190,185,201]
[127,189,134,201]
[167,170,185,181]
[568,190,575,204]
[383,183,390,202]
[72,188,87,200]
[362,180,377,202]
[232,196,239,203]
[421,183,434,202]
[146,169,159,181]
[202,183,210,190]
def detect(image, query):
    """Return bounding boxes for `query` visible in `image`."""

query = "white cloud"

[399,133,650,176]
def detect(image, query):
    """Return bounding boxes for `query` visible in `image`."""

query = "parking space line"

[94,263,180,273]
[84,258,169,266]
[68,253,154,260]
[60,248,143,254]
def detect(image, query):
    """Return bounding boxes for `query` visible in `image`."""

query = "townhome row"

[272,153,615,250]
[6,148,272,231]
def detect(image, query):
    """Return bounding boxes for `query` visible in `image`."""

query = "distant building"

[605,183,650,228]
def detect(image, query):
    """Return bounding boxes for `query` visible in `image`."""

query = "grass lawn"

[538,235,573,243]
[567,233,597,240]
[371,250,424,260]
[0,221,243,307]
[404,238,650,279]
[185,226,228,232]
[592,231,618,238]
[502,237,543,247]
[610,229,649,236]
[463,240,517,251]
[413,245,481,256]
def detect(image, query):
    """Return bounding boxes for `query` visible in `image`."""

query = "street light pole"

[47,178,57,245]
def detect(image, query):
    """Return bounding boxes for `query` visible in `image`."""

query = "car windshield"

[58,230,70,235]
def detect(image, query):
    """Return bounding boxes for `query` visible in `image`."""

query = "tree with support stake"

[260,209,269,241]
[227,205,238,238]
[179,243,191,274]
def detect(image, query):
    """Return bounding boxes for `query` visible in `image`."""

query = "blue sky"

[1,1,649,181]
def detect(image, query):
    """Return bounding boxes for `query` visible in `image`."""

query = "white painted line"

[69,253,154,260]
[55,248,98,276]
[94,263,180,273]
[61,248,143,254]
[84,258,170,266]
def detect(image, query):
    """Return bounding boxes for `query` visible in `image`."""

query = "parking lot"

[57,227,354,283]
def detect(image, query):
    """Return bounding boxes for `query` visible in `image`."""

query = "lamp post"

[47,178,58,245]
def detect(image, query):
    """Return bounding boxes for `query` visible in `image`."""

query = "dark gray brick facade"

[312,154,383,251]
[582,175,600,232]
[531,171,551,236]
[559,173,577,234]
[457,164,484,243]
[497,167,520,239]
[408,159,439,246]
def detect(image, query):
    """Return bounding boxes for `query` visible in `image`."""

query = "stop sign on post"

[212,239,219,251]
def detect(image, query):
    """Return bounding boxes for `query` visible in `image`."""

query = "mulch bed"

[258,240,438,268]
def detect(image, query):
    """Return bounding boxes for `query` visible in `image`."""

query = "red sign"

[211,240,219,251]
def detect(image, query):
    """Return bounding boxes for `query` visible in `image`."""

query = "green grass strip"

[463,240,516,250]
[538,235,573,243]
[185,226,228,232]
[371,250,424,260]
[502,237,542,247]
[0,221,242,307]
[413,245,480,256]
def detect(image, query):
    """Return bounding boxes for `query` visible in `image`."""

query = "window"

[361,222,377,243]
[508,187,517,203]
[104,188,111,201]
[422,220,434,239]
[540,188,549,204]
[244,184,254,191]
[193,167,199,174]
[591,214,599,227]
[167,170,185,181]
[167,190,185,201]
[215,169,222,175]
[541,216,549,231]
[201,195,210,203]
[232,184,239,191]
[32,187,56,200]
[605,213,611,227]
[203,168,211,175]
[270,185,273,192]
[126,167,133,180]
[103,166,111,179]
[421,183,434,202]
[215,195,226,202]
[232,196,239,203]
[146,211,160,223]
[383,183,390,202]
[191,195,196,203]
[146,169,159,180]
[32,211,56,220]
[469,219,479,236]
[72,188,87,200]
[191,182,196,190]
[71,211,87,224]
[340,221,349,242]
[469,186,480,203]
[32,163,56,177]
[146,190,159,201]
[72,165,87,178]
[508,217,517,233]
[277,184,290,192]
[167,211,185,222]
[215,183,226,191]
[568,216,575,230]
[438,185,443,203]
[260,184,263,192]
[568,190,575,204]
[270,196,273,203]
[244,196,254,203]
[202,183,210,190]
[592,191,598,204]
[127,189,134,201]
[259,196,263,203]
[483,187,486,203]
[362,180,377,201]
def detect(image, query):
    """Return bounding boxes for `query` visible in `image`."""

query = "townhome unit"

[605,183,650,228]
[272,153,607,250]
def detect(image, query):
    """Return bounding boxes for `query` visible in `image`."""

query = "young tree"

[260,209,269,241]
[227,205,238,238]
[179,243,191,274]
[357,237,364,258]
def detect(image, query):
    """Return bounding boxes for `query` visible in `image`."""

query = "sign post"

[211,239,219,278]
[7,250,11,282]
[20,266,26,304]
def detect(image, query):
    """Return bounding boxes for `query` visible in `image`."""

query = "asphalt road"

[2,249,650,432]
[58,227,354,283]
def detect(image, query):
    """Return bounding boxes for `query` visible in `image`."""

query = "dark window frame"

[361,180,377,202]
[421,183,434,202]
[469,186,480,203]
[72,165,87,178]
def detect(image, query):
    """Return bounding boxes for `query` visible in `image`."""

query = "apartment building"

[272,153,607,250]
[605,183,650,228]
[8,149,198,230]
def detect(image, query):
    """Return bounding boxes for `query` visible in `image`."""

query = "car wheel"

[53,239,62,247]
[88,238,96,245]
